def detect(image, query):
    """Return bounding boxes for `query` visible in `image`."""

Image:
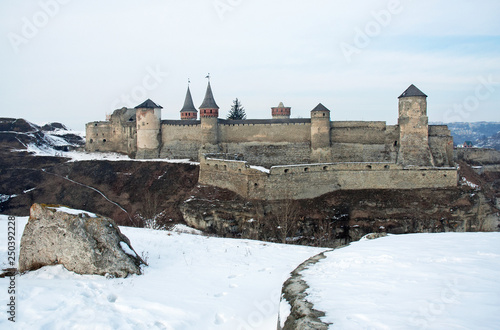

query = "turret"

[310,103,331,149]
[271,102,291,119]
[180,85,198,120]
[199,81,219,145]
[135,99,162,159]
[397,84,434,166]
[310,103,332,162]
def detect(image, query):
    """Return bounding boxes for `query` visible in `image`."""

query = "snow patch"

[459,176,480,189]
[250,165,270,173]
[48,206,98,218]
[120,241,137,257]
[170,224,203,235]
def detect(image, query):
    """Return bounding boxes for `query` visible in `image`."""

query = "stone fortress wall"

[198,154,458,200]
[85,83,458,199]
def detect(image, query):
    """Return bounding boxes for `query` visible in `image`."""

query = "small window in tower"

[89,139,93,144]
[394,141,398,147]
[210,110,213,114]
[323,113,326,117]
[103,139,107,143]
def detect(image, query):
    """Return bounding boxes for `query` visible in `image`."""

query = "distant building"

[463,141,473,148]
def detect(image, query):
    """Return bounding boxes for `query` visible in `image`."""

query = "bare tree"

[270,198,300,244]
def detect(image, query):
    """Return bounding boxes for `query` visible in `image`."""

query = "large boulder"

[19,203,146,277]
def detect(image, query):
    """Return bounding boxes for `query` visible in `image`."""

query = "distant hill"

[431,122,500,150]
[0,118,84,153]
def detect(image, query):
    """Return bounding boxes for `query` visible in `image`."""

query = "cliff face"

[180,183,500,247]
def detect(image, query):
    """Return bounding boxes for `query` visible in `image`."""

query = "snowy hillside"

[0,118,84,154]
[2,216,499,329]
[0,216,324,329]
[302,232,500,329]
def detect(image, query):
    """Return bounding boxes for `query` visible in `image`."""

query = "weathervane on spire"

[205,73,210,82]
[188,78,191,85]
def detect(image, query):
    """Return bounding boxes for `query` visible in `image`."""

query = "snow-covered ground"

[2,216,499,329]
[0,216,324,329]
[302,233,500,329]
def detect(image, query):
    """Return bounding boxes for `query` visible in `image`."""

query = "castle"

[86,82,458,199]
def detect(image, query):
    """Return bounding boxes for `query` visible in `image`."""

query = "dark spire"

[199,81,219,109]
[135,99,163,109]
[311,103,330,112]
[398,84,427,98]
[180,86,198,113]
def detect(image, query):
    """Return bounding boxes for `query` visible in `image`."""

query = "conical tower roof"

[199,82,219,109]
[311,103,330,112]
[135,99,163,109]
[180,86,198,113]
[398,84,427,98]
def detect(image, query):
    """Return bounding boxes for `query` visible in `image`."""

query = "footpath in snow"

[302,232,500,329]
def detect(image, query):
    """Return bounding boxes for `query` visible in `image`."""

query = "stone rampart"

[218,120,311,143]
[199,155,458,200]
[330,121,387,144]
[455,148,500,165]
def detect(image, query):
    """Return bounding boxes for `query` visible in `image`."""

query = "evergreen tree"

[227,98,246,120]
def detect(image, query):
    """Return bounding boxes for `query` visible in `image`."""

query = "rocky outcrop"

[19,203,146,277]
[181,185,500,247]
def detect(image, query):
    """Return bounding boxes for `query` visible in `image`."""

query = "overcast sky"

[1,0,499,130]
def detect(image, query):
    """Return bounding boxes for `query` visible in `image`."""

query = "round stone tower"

[397,84,434,166]
[271,102,291,119]
[310,103,332,162]
[180,85,198,120]
[135,99,162,159]
[310,103,331,149]
[199,81,219,146]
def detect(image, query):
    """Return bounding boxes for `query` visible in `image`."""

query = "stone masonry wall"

[220,142,312,167]
[199,155,458,200]
[160,122,202,159]
[218,120,311,143]
[455,148,500,165]
[330,121,387,144]
[85,108,137,155]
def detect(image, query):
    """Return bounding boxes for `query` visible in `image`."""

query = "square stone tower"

[397,84,435,166]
